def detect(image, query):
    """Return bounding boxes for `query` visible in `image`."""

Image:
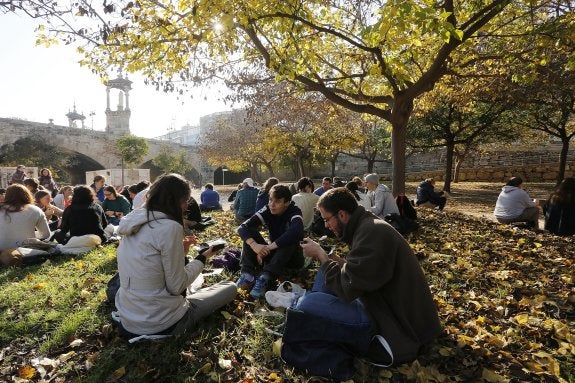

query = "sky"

[0,12,233,138]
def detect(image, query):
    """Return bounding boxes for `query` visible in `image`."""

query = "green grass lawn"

[1,208,574,382]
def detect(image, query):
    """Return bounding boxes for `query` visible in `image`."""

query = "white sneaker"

[265,291,296,308]
[277,281,306,298]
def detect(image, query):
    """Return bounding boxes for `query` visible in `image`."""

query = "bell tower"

[105,71,132,136]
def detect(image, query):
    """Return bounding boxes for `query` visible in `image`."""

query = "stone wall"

[327,145,573,183]
[375,162,574,183]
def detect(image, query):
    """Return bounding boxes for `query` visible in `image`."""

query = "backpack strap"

[367,334,394,367]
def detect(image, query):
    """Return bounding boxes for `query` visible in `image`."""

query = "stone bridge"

[0,117,207,185]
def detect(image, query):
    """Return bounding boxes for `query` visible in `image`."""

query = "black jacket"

[544,201,575,235]
[55,203,108,244]
[416,181,444,205]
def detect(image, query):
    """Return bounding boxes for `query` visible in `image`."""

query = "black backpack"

[384,213,419,236]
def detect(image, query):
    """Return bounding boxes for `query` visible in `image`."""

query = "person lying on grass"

[114,173,237,337]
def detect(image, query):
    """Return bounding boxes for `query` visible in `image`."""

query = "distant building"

[154,123,202,145]
[65,103,86,129]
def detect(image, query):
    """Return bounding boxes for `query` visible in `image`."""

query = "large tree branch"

[242,23,393,119]
[408,0,511,100]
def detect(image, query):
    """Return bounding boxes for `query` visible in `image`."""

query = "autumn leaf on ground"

[482,368,508,382]
[106,366,126,382]
[18,365,36,379]
[32,282,46,290]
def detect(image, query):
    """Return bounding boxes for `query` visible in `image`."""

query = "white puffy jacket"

[115,208,203,335]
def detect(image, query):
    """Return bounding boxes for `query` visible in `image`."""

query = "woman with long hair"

[0,184,50,251]
[544,177,575,235]
[38,168,59,197]
[114,173,236,338]
[53,185,109,244]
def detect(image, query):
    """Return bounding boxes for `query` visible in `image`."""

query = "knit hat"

[243,178,254,187]
[364,173,379,185]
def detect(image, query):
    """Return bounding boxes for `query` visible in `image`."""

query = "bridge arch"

[0,118,208,186]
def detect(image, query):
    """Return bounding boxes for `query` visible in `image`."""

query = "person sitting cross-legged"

[114,173,237,338]
[278,188,441,379]
[494,176,539,229]
[364,173,399,219]
[0,184,50,252]
[53,185,109,245]
[236,184,305,299]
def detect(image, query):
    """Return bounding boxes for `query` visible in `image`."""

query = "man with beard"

[283,188,440,377]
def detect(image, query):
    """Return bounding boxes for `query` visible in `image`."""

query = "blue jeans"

[295,269,372,327]
[283,270,375,380]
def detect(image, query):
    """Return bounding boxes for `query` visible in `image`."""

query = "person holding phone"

[290,187,440,373]
[114,174,237,337]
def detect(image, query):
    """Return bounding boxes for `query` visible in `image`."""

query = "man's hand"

[300,238,329,263]
[251,243,270,264]
[105,210,115,217]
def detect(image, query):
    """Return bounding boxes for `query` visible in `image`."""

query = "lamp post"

[222,168,228,186]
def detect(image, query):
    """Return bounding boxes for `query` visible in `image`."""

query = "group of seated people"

[109,174,441,379]
[493,176,575,235]
[2,167,573,379]
[0,172,155,261]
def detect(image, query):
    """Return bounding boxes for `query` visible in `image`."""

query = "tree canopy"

[152,145,194,175]
[3,0,574,192]
[114,134,149,168]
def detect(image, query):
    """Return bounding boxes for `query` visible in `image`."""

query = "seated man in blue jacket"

[416,178,447,210]
[236,184,305,299]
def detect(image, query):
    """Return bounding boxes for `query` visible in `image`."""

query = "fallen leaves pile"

[1,208,573,382]
[407,210,574,383]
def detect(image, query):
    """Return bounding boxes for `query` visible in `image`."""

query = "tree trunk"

[297,156,305,180]
[250,163,260,182]
[330,158,337,178]
[557,136,570,185]
[389,97,413,196]
[263,161,275,177]
[453,153,464,183]
[366,158,375,173]
[390,122,407,196]
[444,141,455,193]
